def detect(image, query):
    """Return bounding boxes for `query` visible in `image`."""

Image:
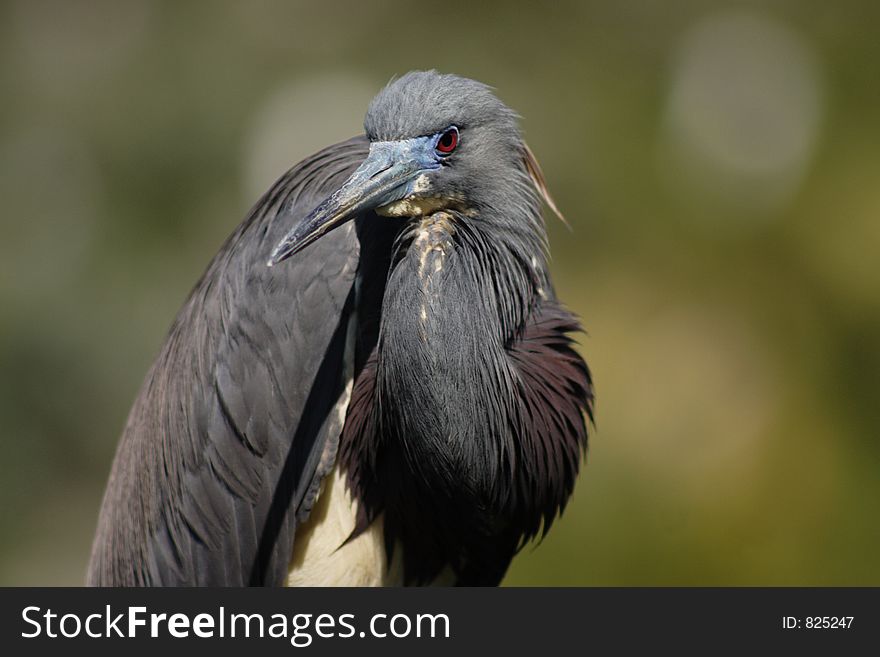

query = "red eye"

[436,127,459,155]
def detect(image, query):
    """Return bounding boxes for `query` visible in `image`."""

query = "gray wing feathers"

[88,136,370,586]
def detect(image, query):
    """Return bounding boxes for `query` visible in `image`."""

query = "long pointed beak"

[268,138,435,266]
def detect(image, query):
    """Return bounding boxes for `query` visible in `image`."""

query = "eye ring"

[435,126,459,156]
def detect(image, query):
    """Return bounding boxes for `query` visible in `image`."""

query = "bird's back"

[88,137,370,586]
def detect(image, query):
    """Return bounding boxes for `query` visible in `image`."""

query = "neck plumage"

[374,210,542,503]
[339,201,588,585]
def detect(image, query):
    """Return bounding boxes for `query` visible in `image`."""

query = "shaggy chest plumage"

[338,212,592,585]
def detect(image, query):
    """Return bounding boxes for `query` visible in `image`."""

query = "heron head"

[270,71,556,266]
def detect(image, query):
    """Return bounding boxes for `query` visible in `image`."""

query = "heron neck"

[375,212,538,497]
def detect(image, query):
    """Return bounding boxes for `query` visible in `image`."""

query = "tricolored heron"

[88,71,594,586]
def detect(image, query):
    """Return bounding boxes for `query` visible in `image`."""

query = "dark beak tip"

[267,243,291,268]
[267,249,289,268]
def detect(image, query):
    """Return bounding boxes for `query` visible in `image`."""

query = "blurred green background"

[1,0,878,586]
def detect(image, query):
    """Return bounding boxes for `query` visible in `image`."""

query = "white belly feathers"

[286,464,403,587]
